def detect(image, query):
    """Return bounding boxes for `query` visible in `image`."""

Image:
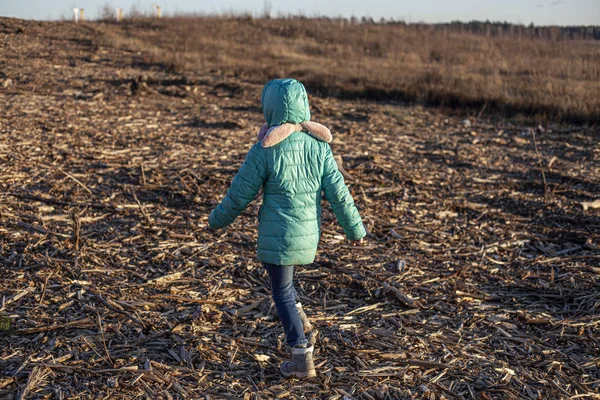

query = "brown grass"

[94,16,600,123]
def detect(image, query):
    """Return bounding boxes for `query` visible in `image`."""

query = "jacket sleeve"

[322,145,366,240]
[208,146,266,229]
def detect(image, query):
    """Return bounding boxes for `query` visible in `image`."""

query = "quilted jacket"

[208,78,366,265]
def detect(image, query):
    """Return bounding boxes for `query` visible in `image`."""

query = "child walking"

[208,78,366,379]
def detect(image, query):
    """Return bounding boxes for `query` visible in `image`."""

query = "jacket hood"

[261,78,311,127]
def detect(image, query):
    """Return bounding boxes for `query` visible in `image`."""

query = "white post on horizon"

[153,4,162,18]
[73,8,79,23]
[79,8,85,22]
[116,8,123,22]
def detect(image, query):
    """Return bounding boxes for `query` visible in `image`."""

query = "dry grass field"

[0,16,599,399]
[94,16,600,123]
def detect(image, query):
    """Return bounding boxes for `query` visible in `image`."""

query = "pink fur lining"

[257,121,332,148]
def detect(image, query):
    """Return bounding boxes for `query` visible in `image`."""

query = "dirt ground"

[1,18,599,399]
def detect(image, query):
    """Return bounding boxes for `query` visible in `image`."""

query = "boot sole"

[280,369,317,379]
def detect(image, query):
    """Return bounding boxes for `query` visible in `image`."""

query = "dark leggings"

[263,263,308,347]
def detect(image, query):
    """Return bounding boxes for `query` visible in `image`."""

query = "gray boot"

[296,302,313,332]
[280,345,316,379]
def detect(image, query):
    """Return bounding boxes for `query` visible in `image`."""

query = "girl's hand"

[352,238,364,246]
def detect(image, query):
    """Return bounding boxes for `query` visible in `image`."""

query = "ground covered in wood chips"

[1,18,599,400]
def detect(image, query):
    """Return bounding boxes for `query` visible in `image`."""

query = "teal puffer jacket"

[208,79,366,265]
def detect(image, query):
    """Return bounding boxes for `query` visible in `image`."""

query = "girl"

[208,78,366,379]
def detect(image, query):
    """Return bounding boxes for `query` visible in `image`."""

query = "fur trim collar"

[257,121,332,148]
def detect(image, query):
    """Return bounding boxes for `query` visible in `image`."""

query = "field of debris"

[1,17,599,399]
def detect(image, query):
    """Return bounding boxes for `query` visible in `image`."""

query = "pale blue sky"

[1,0,598,25]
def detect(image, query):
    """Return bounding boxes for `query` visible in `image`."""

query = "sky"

[0,0,598,25]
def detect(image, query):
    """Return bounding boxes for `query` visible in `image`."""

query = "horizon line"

[1,13,599,28]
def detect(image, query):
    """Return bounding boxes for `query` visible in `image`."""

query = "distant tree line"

[282,14,599,41]
[350,17,600,41]
[435,21,599,41]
